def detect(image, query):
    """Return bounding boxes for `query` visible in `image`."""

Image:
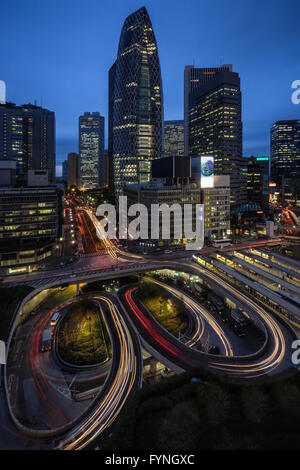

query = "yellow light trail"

[56,294,140,450]
[149,278,233,357]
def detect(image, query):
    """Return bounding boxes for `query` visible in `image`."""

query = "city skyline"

[1,0,300,175]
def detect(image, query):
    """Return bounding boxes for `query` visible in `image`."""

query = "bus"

[212,239,232,249]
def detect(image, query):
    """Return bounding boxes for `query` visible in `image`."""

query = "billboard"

[200,156,214,188]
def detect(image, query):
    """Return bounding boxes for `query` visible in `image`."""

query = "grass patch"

[0,285,33,341]
[57,300,111,366]
[137,281,188,336]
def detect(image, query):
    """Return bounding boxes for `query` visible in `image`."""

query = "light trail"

[85,209,142,261]
[149,278,233,356]
[56,294,141,450]
[185,260,287,377]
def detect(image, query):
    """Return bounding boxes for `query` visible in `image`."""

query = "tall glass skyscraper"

[79,112,104,189]
[109,6,163,198]
[186,66,244,207]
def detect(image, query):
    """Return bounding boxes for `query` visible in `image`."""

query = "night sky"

[1,0,300,175]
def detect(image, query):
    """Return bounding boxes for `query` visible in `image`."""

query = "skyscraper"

[164,120,184,157]
[184,65,233,156]
[67,152,78,187]
[108,61,116,195]
[110,6,163,198]
[0,102,55,183]
[271,120,300,179]
[79,112,104,189]
[186,66,243,207]
[246,156,270,211]
[62,159,68,184]
[271,120,300,206]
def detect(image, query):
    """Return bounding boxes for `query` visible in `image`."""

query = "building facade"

[246,156,269,211]
[67,152,78,187]
[164,120,184,157]
[110,7,163,198]
[201,175,231,239]
[62,159,68,184]
[79,112,104,189]
[124,174,230,244]
[0,102,56,183]
[184,65,233,155]
[0,185,62,273]
[186,66,243,207]
[271,120,300,206]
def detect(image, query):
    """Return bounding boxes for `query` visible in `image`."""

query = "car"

[164,249,172,254]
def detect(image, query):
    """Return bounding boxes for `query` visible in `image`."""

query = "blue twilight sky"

[1,0,300,175]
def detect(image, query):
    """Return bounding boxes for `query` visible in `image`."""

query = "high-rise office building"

[164,120,184,157]
[271,120,300,206]
[67,152,78,187]
[0,163,62,274]
[109,6,163,198]
[79,112,104,189]
[62,160,68,184]
[108,61,116,195]
[184,65,233,156]
[187,66,243,207]
[271,121,300,178]
[246,156,269,211]
[0,102,56,183]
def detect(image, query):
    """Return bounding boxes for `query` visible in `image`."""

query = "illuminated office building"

[79,112,104,189]
[164,120,184,157]
[110,6,163,198]
[108,62,116,194]
[187,66,243,207]
[0,102,56,183]
[184,65,233,156]
[0,167,62,274]
[271,120,300,205]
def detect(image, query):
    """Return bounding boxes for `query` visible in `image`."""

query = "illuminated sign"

[200,156,214,188]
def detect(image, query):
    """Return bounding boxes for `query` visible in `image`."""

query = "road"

[119,276,295,378]
[0,206,296,449]
[1,293,143,450]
